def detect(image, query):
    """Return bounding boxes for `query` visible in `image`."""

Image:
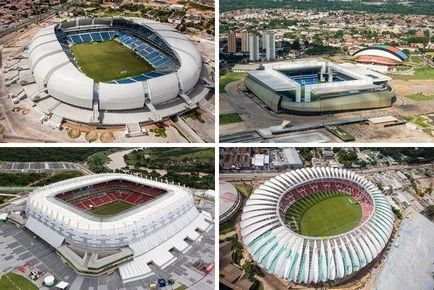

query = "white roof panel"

[99,82,145,110]
[25,216,64,248]
[47,63,94,109]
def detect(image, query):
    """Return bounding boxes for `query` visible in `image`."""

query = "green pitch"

[0,272,38,290]
[285,192,362,237]
[71,40,154,82]
[88,200,134,216]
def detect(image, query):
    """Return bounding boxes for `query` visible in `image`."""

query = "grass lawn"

[405,115,432,129]
[0,195,15,205]
[410,55,422,64]
[0,272,38,290]
[219,72,246,93]
[175,285,188,290]
[393,66,434,80]
[150,127,167,138]
[405,93,434,101]
[220,113,243,125]
[220,222,236,235]
[88,200,134,216]
[325,126,355,142]
[235,182,253,198]
[71,40,154,82]
[286,193,362,237]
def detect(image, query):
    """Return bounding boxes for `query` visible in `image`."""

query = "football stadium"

[9,17,209,128]
[244,61,395,114]
[13,173,212,283]
[240,167,394,284]
[353,45,409,67]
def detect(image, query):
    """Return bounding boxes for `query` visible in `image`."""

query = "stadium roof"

[26,174,200,247]
[240,167,394,284]
[25,173,213,283]
[248,70,298,91]
[219,181,242,223]
[373,210,434,290]
[28,17,202,110]
[353,45,409,63]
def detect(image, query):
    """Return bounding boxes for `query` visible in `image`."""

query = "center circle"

[278,178,373,238]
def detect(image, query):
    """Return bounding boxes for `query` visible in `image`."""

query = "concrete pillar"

[320,63,325,82]
[305,86,311,102]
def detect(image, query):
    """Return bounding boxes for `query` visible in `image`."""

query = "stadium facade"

[240,167,394,284]
[20,174,212,283]
[219,181,242,224]
[9,17,209,127]
[244,60,395,114]
[353,45,409,67]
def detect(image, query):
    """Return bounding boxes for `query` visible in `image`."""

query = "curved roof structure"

[24,173,212,283]
[353,45,408,63]
[27,17,202,111]
[240,167,394,284]
[219,181,242,224]
[26,173,203,249]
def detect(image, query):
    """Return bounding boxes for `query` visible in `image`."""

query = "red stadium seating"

[279,179,374,221]
[55,180,167,212]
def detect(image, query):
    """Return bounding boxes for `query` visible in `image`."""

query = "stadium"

[353,45,409,67]
[11,17,209,128]
[240,167,394,284]
[18,173,212,283]
[219,181,242,224]
[244,60,395,114]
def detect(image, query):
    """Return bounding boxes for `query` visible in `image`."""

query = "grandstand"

[13,17,210,127]
[22,174,212,282]
[55,180,166,214]
[240,167,394,284]
[244,60,395,114]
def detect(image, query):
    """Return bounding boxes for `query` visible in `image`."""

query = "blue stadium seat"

[81,34,92,42]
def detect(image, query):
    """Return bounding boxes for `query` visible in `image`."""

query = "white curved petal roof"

[27,18,202,112]
[99,82,145,110]
[240,167,394,284]
[47,63,94,109]
[147,73,180,104]
[155,30,202,93]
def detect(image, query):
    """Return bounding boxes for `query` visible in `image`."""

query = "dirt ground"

[219,78,434,142]
[391,79,434,97]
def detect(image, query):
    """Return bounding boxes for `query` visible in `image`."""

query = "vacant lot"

[406,93,434,101]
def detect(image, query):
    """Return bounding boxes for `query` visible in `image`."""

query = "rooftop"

[373,210,434,290]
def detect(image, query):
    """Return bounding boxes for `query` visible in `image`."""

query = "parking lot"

[0,162,84,173]
[0,199,215,290]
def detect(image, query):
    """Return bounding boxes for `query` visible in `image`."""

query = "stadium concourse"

[4,17,211,134]
[240,167,394,285]
[5,173,213,287]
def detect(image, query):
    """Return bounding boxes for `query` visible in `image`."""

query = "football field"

[285,192,362,237]
[71,40,154,82]
[88,200,134,216]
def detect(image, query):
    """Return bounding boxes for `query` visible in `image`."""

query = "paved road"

[220,163,434,180]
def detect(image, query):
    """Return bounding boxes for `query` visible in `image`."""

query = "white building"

[264,31,276,61]
[249,35,260,61]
